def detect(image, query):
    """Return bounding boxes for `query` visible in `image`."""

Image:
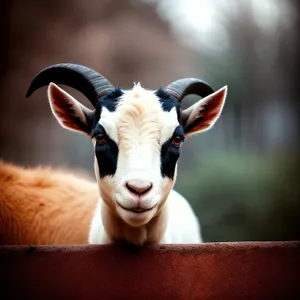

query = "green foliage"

[175,153,300,242]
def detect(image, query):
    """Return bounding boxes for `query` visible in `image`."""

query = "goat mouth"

[117,203,157,213]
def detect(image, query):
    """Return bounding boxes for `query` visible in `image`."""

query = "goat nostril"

[126,181,153,196]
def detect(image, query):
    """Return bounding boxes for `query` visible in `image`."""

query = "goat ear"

[182,86,227,136]
[47,83,95,135]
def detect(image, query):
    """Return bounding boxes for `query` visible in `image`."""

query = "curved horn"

[165,78,214,102]
[26,63,114,107]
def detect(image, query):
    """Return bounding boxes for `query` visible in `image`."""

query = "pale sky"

[142,0,295,53]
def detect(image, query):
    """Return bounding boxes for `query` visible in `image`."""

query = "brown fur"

[0,161,98,245]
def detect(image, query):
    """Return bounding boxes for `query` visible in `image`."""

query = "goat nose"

[125,180,153,196]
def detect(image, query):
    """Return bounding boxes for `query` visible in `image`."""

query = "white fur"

[89,190,202,244]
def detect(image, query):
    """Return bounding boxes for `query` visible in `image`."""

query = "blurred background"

[0,0,299,242]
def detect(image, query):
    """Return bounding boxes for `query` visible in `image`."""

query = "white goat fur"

[48,82,227,245]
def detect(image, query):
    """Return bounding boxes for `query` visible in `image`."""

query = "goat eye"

[95,133,107,145]
[171,136,183,148]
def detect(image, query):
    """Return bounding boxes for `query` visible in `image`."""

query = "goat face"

[26,64,227,228]
[91,84,183,227]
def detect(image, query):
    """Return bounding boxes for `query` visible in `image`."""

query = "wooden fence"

[0,241,299,299]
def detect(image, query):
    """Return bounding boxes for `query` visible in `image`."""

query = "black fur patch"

[155,88,182,126]
[160,125,184,178]
[100,87,124,112]
[155,88,180,113]
[91,123,119,178]
[88,88,123,178]
[156,89,184,178]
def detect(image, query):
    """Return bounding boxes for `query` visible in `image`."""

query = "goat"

[0,160,98,244]
[25,63,227,246]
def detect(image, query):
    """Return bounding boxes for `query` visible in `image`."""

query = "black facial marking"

[155,88,181,122]
[91,123,119,178]
[155,89,185,178]
[88,88,124,178]
[100,87,124,112]
[155,88,172,101]
[156,88,180,111]
[160,125,184,179]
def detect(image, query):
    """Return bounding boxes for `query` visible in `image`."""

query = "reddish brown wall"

[0,241,299,300]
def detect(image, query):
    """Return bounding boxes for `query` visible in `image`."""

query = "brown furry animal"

[0,161,98,245]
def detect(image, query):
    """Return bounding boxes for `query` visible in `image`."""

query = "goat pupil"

[96,134,106,144]
[172,136,182,147]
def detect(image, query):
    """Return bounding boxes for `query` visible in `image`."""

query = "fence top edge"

[0,240,299,255]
